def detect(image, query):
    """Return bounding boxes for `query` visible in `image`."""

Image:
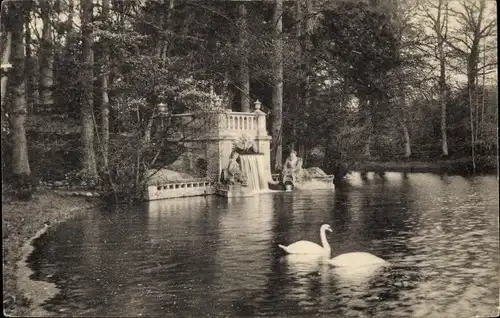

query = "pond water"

[29,172,499,317]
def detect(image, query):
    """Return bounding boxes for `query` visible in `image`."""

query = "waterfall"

[239,154,270,191]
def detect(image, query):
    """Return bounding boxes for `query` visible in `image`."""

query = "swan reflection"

[280,254,332,309]
[331,262,388,288]
[282,254,326,274]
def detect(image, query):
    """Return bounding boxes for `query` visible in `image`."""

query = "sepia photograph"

[2,0,498,317]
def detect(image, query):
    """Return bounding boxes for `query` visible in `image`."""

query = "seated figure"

[223,151,247,185]
[281,151,303,184]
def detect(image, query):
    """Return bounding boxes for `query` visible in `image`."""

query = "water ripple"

[27,173,499,317]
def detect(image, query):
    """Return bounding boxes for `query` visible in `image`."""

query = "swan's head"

[321,224,333,233]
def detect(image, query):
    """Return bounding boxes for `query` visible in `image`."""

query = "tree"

[389,0,433,159]
[24,4,36,113]
[447,0,497,173]
[6,1,32,198]
[1,5,12,107]
[420,0,451,157]
[238,2,250,112]
[81,0,98,183]
[290,0,302,154]
[39,0,54,109]
[100,0,111,168]
[293,0,314,158]
[315,1,401,159]
[271,0,283,171]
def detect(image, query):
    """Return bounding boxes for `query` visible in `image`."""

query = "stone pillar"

[254,100,267,137]
[253,100,272,179]
[205,112,235,182]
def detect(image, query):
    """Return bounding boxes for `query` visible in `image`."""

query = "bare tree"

[420,0,451,157]
[447,0,496,173]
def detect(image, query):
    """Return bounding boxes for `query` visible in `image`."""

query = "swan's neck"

[320,229,331,254]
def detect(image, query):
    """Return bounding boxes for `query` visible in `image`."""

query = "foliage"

[2,0,498,201]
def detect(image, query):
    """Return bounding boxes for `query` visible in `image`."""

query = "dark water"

[29,173,499,317]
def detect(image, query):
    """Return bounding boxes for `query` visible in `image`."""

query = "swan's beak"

[326,228,333,232]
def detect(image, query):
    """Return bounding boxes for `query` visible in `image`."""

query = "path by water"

[27,173,499,317]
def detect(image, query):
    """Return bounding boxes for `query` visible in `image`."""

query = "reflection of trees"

[32,208,150,315]
[353,174,422,309]
[357,175,415,247]
[332,187,351,233]
[31,197,226,316]
[230,193,332,316]
[143,196,223,316]
[208,194,276,315]
[28,215,98,314]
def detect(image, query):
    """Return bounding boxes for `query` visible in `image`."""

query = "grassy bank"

[353,157,497,174]
[2,190,98,316]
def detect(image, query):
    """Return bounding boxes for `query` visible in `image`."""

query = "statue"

[222,151,247,185]
[281,150,303,185]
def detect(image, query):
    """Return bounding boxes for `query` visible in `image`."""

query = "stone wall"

[166,142,208,178]
[163,103,271,183]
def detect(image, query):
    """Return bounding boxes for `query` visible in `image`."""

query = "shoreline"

[352,158,497,174]
[16,225,58,317]
[2,190,99,316]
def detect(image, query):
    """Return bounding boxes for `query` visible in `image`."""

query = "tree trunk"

[364,136,372,158]
[429,0,450,157]
[468,85,476,174]
[439,71,448,156]
[24,9,34,114]
[67,0,75,36]
[298,144,305,160]
[1,33,11,107]
[322,134,332,171]
[81,0,98,183]
[9,2,32,197]
[303,0,313,111]
[361,97,372,158]
[291,0,302,152]
[39,0,54,109]
[480,41,486,141]
[238,3,250,112]
[221,70,230,108]
[101,72,110,167]
[438,40,448,157]
[271,0,283,171]
[400,120,411,158]
[101,0,110,168]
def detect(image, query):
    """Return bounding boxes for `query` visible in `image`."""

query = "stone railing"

[146,178,216,201]
[224,112,259,133]
[165,100,268,140]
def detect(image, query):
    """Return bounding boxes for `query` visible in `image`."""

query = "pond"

[28,172,499,317]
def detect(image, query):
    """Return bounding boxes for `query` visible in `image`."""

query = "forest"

[1,0,497,202]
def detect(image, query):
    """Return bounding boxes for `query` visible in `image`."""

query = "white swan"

[328,252,386,267]
[278,224,332,256]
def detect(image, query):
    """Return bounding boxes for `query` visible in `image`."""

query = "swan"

[328,252,386,267]
[278,224,332,256]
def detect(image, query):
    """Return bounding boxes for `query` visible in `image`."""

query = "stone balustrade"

[146,179,216,201]
[169,110,266,139]
[224,112,259,133]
